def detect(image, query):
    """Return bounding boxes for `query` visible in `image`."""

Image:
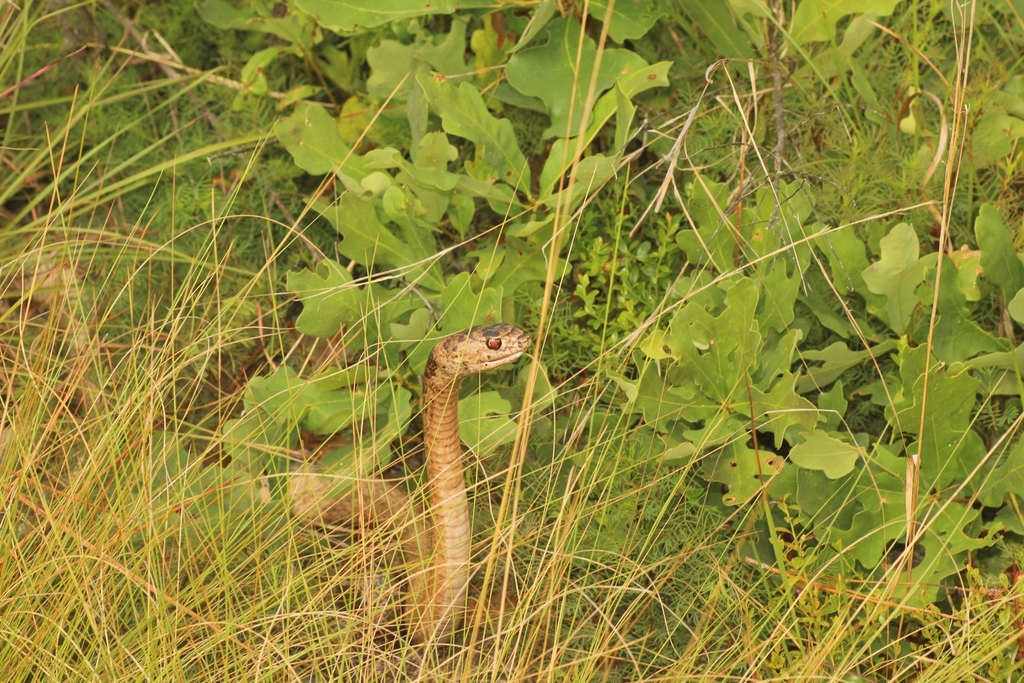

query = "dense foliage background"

[5,0,1024,680]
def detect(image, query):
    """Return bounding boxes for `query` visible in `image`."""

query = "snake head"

[427,323,532,380]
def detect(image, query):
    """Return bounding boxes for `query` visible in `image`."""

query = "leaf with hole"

[704,442,786,506]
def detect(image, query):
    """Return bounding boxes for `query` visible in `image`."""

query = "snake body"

[290,323,531,644]
[416,323,531,641]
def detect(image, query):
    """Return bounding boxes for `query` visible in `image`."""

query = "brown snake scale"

[289,323,531,644]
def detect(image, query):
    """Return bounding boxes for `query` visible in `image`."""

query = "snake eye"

[486,338,502,350]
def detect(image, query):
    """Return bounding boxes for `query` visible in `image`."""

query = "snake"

[289,323,532,644]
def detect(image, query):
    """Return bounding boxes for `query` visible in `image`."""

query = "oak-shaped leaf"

[795,340,897,393]
[365,17,469,100]
[887,345,985,490]
[416,73,530,192]
[740,371,818,448]
[675,0,754,57]
[539,61,671,195]
[975,203,1024,299]
[703,442,785,506]
[275,103,369,188]
[459,391,518,458]
[313,193,445,291]
[588,0,665,42]
[504,17,648,140]
[861,223,934,334]
[667,278,761,404]
[932,255,1002,363]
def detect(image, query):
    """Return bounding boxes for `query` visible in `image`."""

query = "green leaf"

[512,361,557,412]
[613,82,636,154]
[676,0,755,57]
[817,380,847,431]
[245,365,370,436]
[417,73,531,192]
[742,371,818,448]
[366,143,460,191]
[588,0,665,42]
[640,329,674,360]
[365,18,469,100]
[1009,289,1024,324]
[789,431,860,479]
[932,255,1003,363]
[815,226,886,308]
[390,307,431,350]
[221,412,292,473]
[824,444,906,568]
[539,61,671,196]
[313,193,445,291]
[861,223,932,334]
[972,113,1024,168]
[795,340,897,393]
[975,203,1024,299]
[275,103,369,185]
[847,56,884,121]
[454,174,519,216]
[317,43,360,92]
[704,442,786,506]
[756,262,799,335]
[476,235,569,296]
[790,0,900,44]
[504,17,649,139]
[888,346,985,490]
[791,467,857,530]
[438,271,503,332]
[414,131,459,172]
[633,362,697,429]
[197,0,315,45]
[511,0,557,53]
[753,329,801,389]
[949,248,982,301]
[471,15,515,89]
[287,258,366,338]
[976,439,1024,507]
[459,391,517,456]
[965,342,1024,371]
[668,278,761,403]
[276,85,323,110]
[539,154,617,211]
[799,288,855,338]
[676,178,814,275]
[485,82,545,113]
[295,0,497,32]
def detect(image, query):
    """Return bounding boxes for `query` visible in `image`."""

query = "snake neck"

[422,374,465,501]
[420,372,471,637]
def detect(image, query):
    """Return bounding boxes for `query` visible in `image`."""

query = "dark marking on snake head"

[426,324,532,380]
